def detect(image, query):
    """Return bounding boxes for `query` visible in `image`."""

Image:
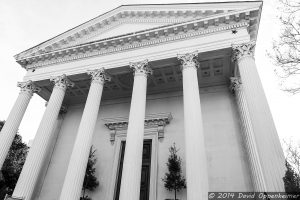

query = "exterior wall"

[37,85,252,200]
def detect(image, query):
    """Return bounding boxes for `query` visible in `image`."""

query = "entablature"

[14,1,262,63]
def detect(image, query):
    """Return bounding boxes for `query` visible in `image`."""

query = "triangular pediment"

[15,1,262,61]
[70,22,176,46]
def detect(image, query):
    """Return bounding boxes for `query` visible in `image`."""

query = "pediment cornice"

[14,1,262,64]
[17,7,258,70]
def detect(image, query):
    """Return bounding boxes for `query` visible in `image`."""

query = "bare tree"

[284,140,300,176]
[283,140,300,192]
[269,0,300,93]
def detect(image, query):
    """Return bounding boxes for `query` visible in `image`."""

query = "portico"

[0,2,286,200]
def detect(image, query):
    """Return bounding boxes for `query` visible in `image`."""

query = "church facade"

[0,1,286,200]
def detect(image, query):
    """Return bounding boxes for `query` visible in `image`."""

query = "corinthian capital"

[232,41,255,63]
[229,77,242,94]
[87,68,111,84]
[129,59,152,77]
[177,51,199,70]
[50,74,75,90]
[17,80,41,94]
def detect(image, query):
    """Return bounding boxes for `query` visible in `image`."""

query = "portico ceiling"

[34,48,232,105]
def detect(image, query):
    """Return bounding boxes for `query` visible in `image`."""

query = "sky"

[0,0,299,147]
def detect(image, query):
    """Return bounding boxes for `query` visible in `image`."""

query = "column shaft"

[178,52,208,200]
[233,42,285,191]
[119,60,151,200]
[0,81,39,169]
[13,75,73,200]
[59,69,109,200]
[231,77,267,192]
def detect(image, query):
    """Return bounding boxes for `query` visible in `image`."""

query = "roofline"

[14,1,263,59]
[120,1,262,7]
[14,5,123,57]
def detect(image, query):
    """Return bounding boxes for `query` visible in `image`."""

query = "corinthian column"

[177,51,208,200]
[13,75,74,200]
[232,42,285,191]
[59,68,111,200]
[230,77,267,192]
[0,81,40,169]
[119,60,152,200]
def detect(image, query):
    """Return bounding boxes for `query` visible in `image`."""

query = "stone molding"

[229,76,242,94]
[17,80,41,94]
[129,59,153,77]
[87,68,111,84]
[177,51,199,70]
[231,41,255,63]
[20,20,248,70]
[102,113,172,142]
[15,12,199,59]
[50,74,75,91]
[15,3,261,60]
[66,18,189,48]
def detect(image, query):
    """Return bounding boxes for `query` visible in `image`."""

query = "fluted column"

[119,60,152,200]
[0,81,40,169]
[13,75,74,200]
[230,77,267,192]
[177,51,208,200]
[59,68,110,200]
[232,42,285,191]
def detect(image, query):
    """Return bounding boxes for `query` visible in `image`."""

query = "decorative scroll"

[87,68,111,84]
[50,74,74,90]
[103,113,173,143]
[229,77,242,94]
[232,41,255,63]
[129,59,152,76]
[17,80,41,94]
[177,51,199,70]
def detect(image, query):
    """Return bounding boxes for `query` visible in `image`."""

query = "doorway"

[114,140,152,200]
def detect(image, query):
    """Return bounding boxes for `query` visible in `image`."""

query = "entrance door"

[114,140,152,200]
